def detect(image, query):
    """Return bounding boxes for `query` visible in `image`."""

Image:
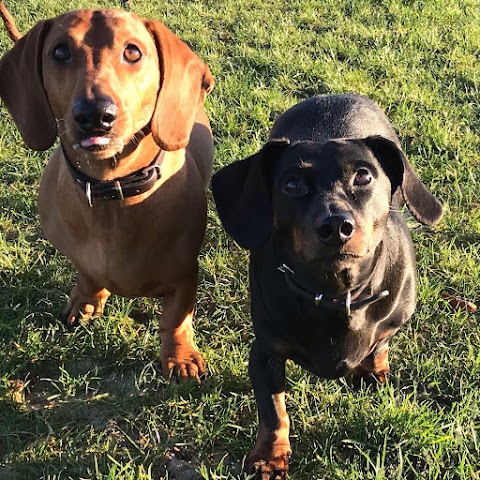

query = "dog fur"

[212,94,443,478]
[0,7,214,380]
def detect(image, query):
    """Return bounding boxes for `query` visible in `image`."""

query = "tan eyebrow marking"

[297,154,313,169]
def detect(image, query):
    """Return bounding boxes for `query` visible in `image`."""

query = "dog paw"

[245,450,291,480]
[161,346,206,381]
[62,302,103,328]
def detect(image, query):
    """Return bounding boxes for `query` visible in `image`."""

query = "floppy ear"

[144,20,214,151]
[363,135,443,226]
[212,139,289,249]
[0,20,57,150]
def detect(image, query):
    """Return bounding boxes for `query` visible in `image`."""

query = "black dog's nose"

[335,359,350,376]
[316,213,355,245]
[73,98,118,132]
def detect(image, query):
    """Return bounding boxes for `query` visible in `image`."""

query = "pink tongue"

[80,137,110,148]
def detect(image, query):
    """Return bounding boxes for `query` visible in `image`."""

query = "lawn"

[0,0,479,478]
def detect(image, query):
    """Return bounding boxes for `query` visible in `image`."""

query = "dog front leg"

[246,340,291,480]
[159,273,205,381]
[63,272,111,327]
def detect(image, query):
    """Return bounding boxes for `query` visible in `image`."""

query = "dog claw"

[245,452,290,480]
[161,348,206,382]
[62,300,105,328]
[254,463,287,480]
[62,305,92,328]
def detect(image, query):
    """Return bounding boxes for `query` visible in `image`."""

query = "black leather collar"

[61,143,165,207]
[278,263,389,316]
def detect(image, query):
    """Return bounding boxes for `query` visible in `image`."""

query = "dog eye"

[281,178,307,197]
[51,43,71,62]
[354,168,372,186]
[124,44,142,63]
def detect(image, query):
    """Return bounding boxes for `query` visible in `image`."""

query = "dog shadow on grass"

[1,351,252,479]
[0,196,253,479]
[0,283,253,480]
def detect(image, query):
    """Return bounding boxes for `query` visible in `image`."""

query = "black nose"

[335,359,350,377]
[73,98,118,132]
[315,213,355,245]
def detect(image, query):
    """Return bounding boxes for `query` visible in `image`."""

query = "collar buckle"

[345,290,352,316]
[61,142,165,204]
[278,263,295,274]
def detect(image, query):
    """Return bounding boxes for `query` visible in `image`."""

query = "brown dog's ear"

[145,20,214,151]
[212,139,290,249]
[363,135,443,226]
[0,20,57,150]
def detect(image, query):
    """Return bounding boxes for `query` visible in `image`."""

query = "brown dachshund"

[0,6,214,380]
[212,94,443,478]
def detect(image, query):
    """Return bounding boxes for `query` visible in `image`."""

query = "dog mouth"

[73,135,112,151]
[308,250,363,263]
[72,135,124,157]
[329,252,362,260]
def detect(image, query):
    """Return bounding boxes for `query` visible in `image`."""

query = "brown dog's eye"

[124,44,142,63]
[52,43,71,62]
[354,169,372,186]
[281,178,307,197]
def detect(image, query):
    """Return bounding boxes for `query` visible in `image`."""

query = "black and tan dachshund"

[212,94,443,479]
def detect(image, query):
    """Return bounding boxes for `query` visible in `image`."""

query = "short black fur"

[212,94,443,479]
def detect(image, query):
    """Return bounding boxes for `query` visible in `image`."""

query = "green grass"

[1,0,480,478]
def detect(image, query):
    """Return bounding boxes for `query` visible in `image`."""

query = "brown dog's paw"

[245,450,291,480]
[161,346,206,382]
[62,301,104,328]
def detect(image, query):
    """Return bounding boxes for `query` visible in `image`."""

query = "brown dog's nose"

[316,213,355,246]
[73,98,118,132]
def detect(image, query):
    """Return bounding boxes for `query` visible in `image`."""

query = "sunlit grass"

[1,0,479,478]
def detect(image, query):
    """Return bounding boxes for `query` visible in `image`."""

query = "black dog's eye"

[51,43,71,62]
[354,168,372,186]
[281,178,307,197]
[124,44,142,63]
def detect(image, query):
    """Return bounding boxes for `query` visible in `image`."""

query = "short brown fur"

[0,7,214,380]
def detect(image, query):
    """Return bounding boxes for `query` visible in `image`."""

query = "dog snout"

[315,213,355,246]
[73,97,118,132]
[334,359,351,377]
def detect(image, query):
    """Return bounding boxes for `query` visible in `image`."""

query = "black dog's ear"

[212,139,290,249]
[363,135,443,226]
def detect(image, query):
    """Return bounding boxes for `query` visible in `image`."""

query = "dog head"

[0,9,214,157]
[213,136,442,281]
